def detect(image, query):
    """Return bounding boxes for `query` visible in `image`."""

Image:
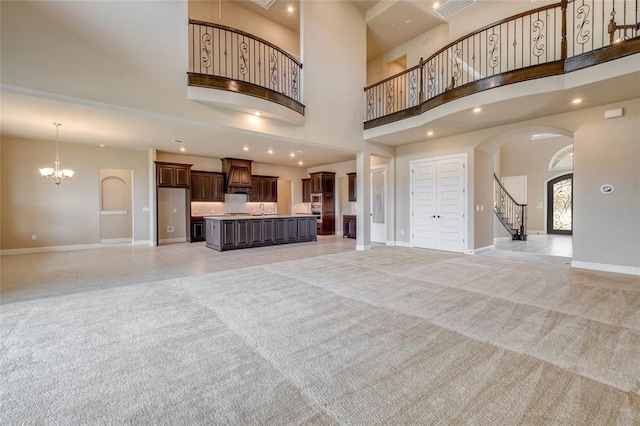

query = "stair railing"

[494,173,528,240]
[365,0,640,126]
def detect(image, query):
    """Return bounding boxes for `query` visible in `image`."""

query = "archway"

[474,125,574,255]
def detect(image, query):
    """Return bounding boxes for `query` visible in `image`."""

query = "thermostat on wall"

[600,184,614,194]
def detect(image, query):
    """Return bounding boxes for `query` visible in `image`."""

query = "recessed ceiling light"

[287,5,294,13]
[180,147,186,152]
[473,107,482,113]
[99,144,107,148]
[243,146,249,151]
[572,98,583,104]
[268,149,273,154]
[405,19,411,24]
[433,2,440,9]
[427,131,434,136]
[298,161,303,166]
[290,153,295,157]
[254,111,261,116]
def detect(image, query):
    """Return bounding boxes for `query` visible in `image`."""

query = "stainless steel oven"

[311,193,322,203]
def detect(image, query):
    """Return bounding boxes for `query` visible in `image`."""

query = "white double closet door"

[411,154,467,253]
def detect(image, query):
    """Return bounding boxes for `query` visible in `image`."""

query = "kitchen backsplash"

[191,193,276,216]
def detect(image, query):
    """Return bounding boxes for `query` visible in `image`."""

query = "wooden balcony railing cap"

[189,18,302,67]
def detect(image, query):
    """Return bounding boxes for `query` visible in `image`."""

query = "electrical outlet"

[31,234,37,240]
[167,226,174,233]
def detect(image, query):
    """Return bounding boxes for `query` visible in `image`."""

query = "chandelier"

[39,122,74,185]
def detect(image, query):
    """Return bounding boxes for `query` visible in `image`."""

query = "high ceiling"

[1,0,638,169]
[231,0,445,61]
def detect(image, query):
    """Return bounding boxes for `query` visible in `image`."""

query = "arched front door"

[547,173,573,235]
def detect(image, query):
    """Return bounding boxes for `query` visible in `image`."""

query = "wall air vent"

[251,0,277,10]
[434,0,476,19]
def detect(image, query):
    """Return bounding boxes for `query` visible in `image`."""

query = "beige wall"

[572,99,640,268]
[367,24,448,86]
[189,0,300,58]
[157,188,187,243]
[474,149,495,250]
[99,168,133,241]
[394,98,640,269]
[1,136,151,250]
[499,135,573,232]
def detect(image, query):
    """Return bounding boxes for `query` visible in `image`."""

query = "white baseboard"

[386,241,395,246]
[100,238,132,245]
[470,245,495,255]
[336,231,343,236]
[134,240,154,246]
[395,241,412,248]
[571,260,640,276]
[356,244,372,251]
[159,237,187,244]
[0,243,101,256]
[527,230,547,235]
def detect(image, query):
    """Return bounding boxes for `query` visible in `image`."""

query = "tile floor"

[0,234,572,304]
[494,234,573,257]
[1,236,356,304]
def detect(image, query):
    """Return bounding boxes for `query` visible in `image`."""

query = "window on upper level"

[548,145,574,171]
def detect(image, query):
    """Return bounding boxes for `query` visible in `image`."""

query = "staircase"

[494,173,527,241]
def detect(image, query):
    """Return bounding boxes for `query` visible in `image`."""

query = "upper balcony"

[187,19,304,124]
[364,0,640,131]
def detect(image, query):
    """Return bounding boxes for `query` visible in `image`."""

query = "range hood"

[221,158,253,194]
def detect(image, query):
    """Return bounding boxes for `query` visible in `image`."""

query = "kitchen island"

[205,215,317,251]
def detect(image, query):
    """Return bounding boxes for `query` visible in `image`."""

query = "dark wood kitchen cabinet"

[310,172,334,194]
[301,178,310,202]
[250,175,278,202]
[206,216,316,251]
[191,217,205,242]
[221,158,253,192]
[191,171,224,202]
[156,162,192,188]
[297,217,318,241]
[275,217,298,243]
[343,215,356,239]
[347,172,357,202]
[308,171,335,235]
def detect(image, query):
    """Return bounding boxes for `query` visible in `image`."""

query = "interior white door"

[436,158,465,253]
[411,156,466,253]
[371,167,386,243]
[412,161,437,248]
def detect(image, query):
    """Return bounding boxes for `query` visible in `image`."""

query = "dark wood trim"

[564,38,640,72]
[189,19,302,67]
[364,63,422,91]
[428,2,563,63]
[364,61,565,130]
[188,73,305,116]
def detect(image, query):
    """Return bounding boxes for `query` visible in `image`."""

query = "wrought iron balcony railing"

[365,0,640,128]
[188,20,304,115]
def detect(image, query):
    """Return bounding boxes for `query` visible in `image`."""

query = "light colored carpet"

[1,247,639,424]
